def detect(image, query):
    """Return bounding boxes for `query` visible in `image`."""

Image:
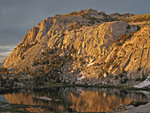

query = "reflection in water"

[69,91,132,112]
[4,88,150,112]
[5,93,44,113]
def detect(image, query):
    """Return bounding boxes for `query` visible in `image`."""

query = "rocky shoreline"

[117,102,150,113]
[0,68,150,90]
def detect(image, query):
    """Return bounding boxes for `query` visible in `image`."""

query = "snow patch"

[87,63,94,67]
[34,96,52,101]
[77,76,85,80]
[134,76,150,88]
[77,72,86,80]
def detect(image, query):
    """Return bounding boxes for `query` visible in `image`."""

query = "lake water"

[1,88,150,113]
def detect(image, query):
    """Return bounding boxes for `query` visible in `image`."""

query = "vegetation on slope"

[118,14,150,23]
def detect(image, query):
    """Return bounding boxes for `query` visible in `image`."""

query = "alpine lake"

[0,86,150,113]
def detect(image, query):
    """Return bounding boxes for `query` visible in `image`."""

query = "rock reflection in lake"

[4,88,150,112]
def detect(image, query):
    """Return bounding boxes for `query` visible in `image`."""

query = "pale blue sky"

[0,0,150,62]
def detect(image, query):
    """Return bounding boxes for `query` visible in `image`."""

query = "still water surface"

[2,88,150,112]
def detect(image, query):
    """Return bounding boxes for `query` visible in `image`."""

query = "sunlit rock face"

[3,9,150,81]
[101,25,150,78]
[80,25,150,80]
[4,9,133,69]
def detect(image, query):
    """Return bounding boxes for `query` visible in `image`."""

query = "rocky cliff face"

[3,9,115,68]
[104,26,150,77]
[3,9,150,85]
[85,25,150,82]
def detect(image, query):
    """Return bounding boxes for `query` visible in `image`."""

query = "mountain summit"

[3,9,150,86]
